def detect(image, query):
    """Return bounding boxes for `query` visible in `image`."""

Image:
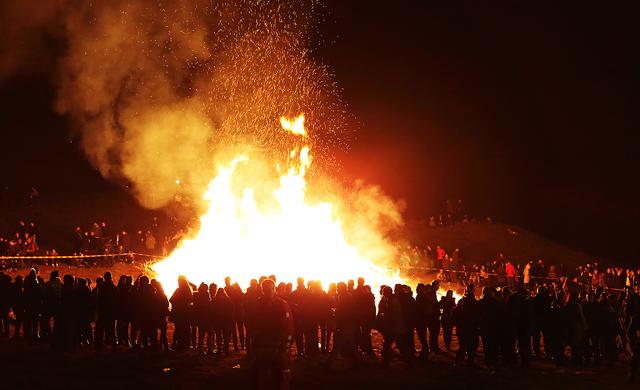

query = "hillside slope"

[403,220,594,269]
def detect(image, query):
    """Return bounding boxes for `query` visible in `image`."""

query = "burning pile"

[152,114,405,293]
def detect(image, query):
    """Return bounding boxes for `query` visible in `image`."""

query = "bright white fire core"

[152,114,404,294]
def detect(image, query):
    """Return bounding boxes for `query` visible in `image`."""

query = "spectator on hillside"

[17,221,27,238]
[145,231,157,255]
[28,222,37,240]
[523,262,532,288]
[505,261,516,288]
[25,235,38,255]
[436,246,445,268]
[429,216,437,228]
[73,227,83,253]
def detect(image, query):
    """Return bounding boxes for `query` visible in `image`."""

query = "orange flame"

[279,114,307,137]
[152,114,404,294]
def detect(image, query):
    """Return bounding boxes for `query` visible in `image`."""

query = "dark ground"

[0,329,631,390]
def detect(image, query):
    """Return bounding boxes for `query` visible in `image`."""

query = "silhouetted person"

[304,280,322,356]
[328,282,359,367]
[428,280,443,354]
[545,297,564,364]
[170,275,193,352]
[600,294,620,365]
[206,283,218,354]
[57,274,77,351]
[253,279,294,390]
[354,277,374,356]
[455,284,479,367]
[623,287,640,353]
[116,275,133,347]
[23,268,42,340]
[478,286,500,372]
[397,285,417,358]
[95,272,118,352]
[564,292,588,366]
[321,282,337,354]
[582,292,599,363]
[439,290,456,351]
[212,287,233,356]
[499,286,517,365]
[76,278,93,345]
[138,276,158,349]
[189,281,197,349]
[511,287,533,367]
[11,276,25,339]
[193,282,211,353]
[130,277,142,348]
[377,285,413,367]
[0,273,11,337]
[33,275,46,340]
[224,278,246,352]
[151,279,170,351]
[290,277,310,356]
[41,271,62,343]
[415,283,430,358]
[359,284,376,356]
[629,327,640,384]
[532,286,551,358]
[244,279,261,357]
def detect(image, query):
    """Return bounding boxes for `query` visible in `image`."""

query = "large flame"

[152,114,405,294]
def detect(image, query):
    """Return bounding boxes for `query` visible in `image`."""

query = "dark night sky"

[1,1,639,261]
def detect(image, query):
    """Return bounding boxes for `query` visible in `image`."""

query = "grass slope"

[403,220,593,269]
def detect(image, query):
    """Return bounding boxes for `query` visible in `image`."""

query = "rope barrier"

[393,265,563,281]
[393,266,638,292]
[0,252,163,260]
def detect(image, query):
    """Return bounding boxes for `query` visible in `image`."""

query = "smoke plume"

[1,1,405,263]
[47,0,344,209]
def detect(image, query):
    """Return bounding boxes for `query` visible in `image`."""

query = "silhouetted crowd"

[428,199,469,227]
[0,220,39,258]
[0,218,187,270]
[402,245,640,293]
[1,268,639,384]
[70,219,182,257]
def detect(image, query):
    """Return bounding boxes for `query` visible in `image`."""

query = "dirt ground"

[1,263,635,389]
[0,325,633,390]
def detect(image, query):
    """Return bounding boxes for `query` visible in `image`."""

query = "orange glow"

[152,114,404,294]
[279,114,307,137]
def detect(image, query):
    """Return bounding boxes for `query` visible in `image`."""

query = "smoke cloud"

[1,1,405,261]
[48,0,344,209]
[0,0,340,209]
